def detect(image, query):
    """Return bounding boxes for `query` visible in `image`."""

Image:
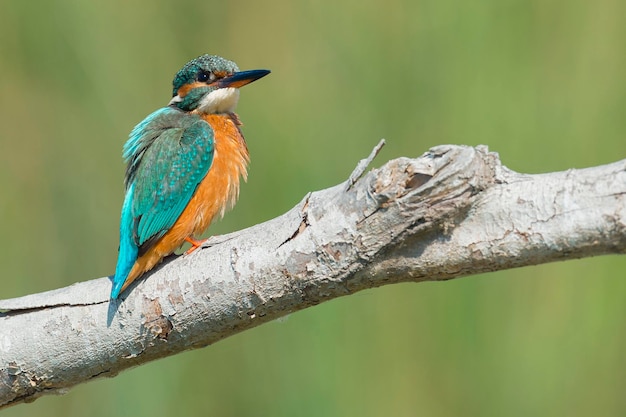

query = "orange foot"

[184,236,208,255]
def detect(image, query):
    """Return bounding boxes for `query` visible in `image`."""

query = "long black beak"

[215,69,271,88]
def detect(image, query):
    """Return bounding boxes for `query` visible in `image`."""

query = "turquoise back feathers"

[112,107,214,298]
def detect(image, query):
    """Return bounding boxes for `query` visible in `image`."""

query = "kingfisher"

[110,54,270,299]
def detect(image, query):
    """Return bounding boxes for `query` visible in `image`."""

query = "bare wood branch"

[1,144,624,408]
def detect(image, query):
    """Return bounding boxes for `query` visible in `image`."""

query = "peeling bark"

[0,144,624,408]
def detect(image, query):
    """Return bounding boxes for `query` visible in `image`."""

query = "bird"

[110,54,270,299]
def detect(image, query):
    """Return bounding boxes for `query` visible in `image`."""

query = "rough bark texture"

[1,144,625,408]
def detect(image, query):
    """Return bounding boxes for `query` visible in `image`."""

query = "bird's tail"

[111,247,137,299]
[111,184,138,299]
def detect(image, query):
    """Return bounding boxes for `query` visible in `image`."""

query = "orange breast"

[121,113,249,292]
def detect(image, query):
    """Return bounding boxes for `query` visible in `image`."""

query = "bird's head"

[169,54,270,113]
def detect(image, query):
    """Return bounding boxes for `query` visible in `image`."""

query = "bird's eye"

[197,71,214,83]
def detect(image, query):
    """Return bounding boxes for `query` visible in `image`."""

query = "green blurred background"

[1,0,625,415]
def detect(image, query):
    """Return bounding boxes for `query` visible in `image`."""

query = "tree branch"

[1,144,624,408]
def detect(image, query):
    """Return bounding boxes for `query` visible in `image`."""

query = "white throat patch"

[197,87,240,114]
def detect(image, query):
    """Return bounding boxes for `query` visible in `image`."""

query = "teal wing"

[125,106,215,253]
[113,106,214,298]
